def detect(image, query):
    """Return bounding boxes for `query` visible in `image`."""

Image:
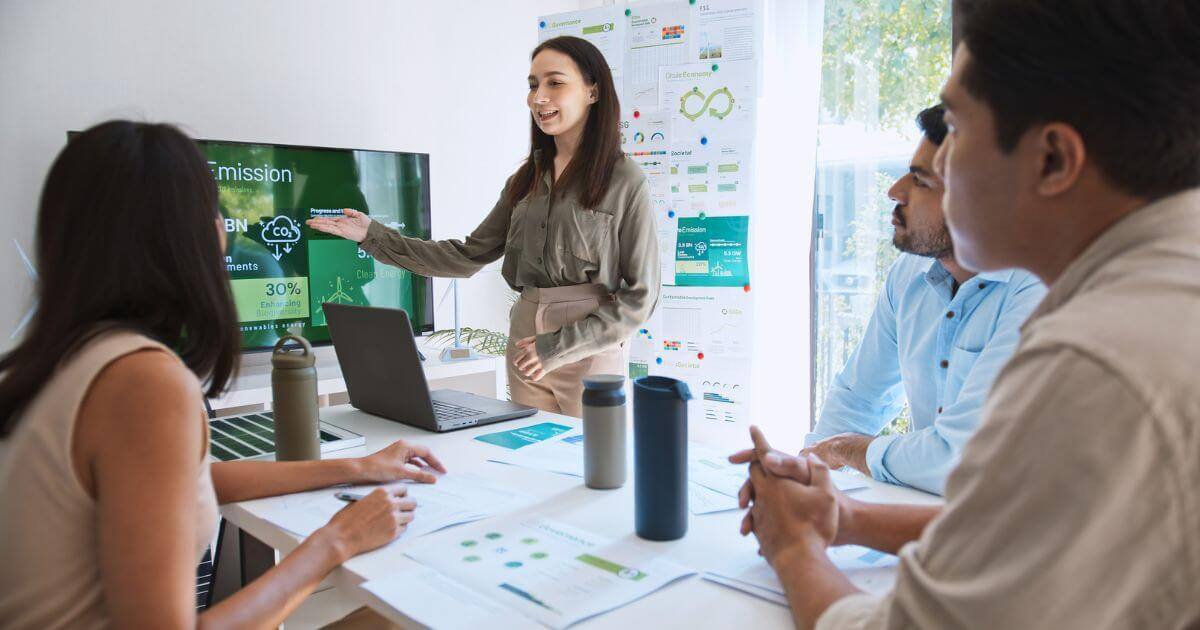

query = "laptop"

[323,303,537,432]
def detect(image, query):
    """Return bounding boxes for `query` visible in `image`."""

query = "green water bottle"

[271,335,320,461]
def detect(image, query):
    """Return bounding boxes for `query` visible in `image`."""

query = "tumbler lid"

[583,374,625,391]
[271,334,314,369]
[633,375,693,401]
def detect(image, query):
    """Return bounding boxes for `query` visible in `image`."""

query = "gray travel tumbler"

[582,374,627,489]
[633,375,693,541]
[271,335,320,461]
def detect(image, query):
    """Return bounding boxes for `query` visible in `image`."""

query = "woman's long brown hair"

[504,36,623,210]
[0,121,240,436]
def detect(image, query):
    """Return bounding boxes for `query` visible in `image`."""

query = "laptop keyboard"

[207,411,351,462]
[432,400,482,421]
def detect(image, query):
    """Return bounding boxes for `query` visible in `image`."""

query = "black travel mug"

[633,375,693,541]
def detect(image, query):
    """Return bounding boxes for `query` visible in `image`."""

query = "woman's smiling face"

[527,48,596,139]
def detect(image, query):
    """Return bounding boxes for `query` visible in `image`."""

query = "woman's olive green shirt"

[359,156,660,372]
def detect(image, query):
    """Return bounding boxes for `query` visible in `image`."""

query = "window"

[811,0,952,431]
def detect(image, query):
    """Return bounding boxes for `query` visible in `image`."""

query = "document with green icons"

[404,515,695,629]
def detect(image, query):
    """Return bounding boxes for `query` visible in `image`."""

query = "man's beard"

[892,206,954,259]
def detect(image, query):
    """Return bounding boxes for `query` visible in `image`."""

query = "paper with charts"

[630,286,757,424]
[404,514,695,629]
[624,2,692,109]
[359,567,538,630]
[705,545,900,605]
[486,431,590,478]
[689,0,760,66]
[537,5,624,77]
[254,473,521,543]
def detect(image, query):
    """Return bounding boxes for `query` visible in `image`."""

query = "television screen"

[203,139,433,351]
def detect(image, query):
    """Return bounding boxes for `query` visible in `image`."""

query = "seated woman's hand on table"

[318,486,418,560]
[354,439,447,484]
[315,440,447,558]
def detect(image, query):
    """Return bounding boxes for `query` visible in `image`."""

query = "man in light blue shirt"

[803,105,1045,495]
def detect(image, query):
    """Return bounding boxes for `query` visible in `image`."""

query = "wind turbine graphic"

[11,239,37,339]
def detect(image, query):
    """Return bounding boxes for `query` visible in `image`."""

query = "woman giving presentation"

[308,36,659,417]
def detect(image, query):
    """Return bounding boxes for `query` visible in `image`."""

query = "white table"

[208,343,505,413]
[220,406,940,628]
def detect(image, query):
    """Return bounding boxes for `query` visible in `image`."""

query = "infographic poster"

[645,286,755,423]
[538,6,626,103]
[660,60,757,142]
[690,0,759,65]
[675,216,750,287]
[621,108,676,285]
[540,1,761,423]
[537,6,625,74]
[624,2,691,109]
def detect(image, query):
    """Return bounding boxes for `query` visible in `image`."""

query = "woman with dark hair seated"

[0,120,443,629]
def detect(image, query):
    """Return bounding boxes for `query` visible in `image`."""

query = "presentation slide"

[204,140,433,350]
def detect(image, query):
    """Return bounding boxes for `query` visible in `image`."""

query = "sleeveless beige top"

[0,330,219,629]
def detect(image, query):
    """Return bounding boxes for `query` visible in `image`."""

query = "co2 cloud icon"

[260,215,302,260]
[262,216,301,243]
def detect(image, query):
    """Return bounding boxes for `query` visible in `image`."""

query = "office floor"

[284,585,359,629]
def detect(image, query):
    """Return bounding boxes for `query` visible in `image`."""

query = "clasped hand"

[728,426,846,565]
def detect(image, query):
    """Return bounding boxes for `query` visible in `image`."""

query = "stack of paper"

[704,545,899,605]
[255,473,522,543]
[486,431,588,478]
[400,514,696,629]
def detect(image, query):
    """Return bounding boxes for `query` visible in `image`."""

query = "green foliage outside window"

[813,0,951,436]
[820,0,952,133]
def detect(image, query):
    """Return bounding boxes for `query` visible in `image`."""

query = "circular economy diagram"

[679,86,735,122]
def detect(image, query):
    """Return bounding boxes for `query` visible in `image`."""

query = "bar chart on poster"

[539,0,761,423]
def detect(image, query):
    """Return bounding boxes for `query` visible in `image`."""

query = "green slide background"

[210,142,431,350]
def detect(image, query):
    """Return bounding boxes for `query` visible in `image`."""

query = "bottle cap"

[633,375,693,401]
[583,374,625,390]
[582,374,626,407]
[271,334,314,369]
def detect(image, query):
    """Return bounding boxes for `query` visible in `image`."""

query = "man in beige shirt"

[734,0,1200,628]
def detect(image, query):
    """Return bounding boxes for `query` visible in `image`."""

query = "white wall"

[0,0,583,353]
[1,1,825,444]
